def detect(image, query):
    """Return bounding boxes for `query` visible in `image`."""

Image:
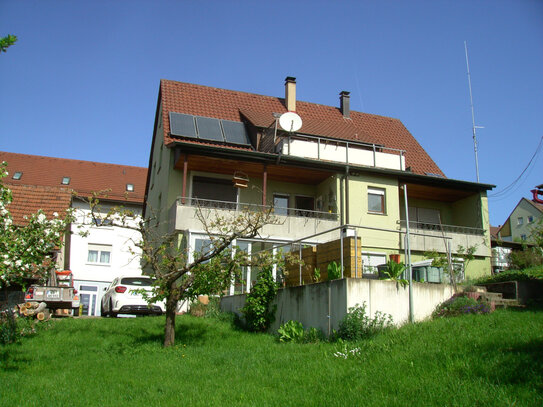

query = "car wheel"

[100,302,108,317]
[109,299,117,318]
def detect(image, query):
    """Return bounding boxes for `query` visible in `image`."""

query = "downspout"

[339,176,345,226]
[182,154,188,205]
[345,167,350,224]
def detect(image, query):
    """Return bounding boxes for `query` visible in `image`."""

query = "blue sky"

[1,0,542,226]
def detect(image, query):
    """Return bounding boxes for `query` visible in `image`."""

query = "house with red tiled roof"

[1,152,147,316]
[145,77,494,292]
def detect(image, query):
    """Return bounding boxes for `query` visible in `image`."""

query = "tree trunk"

[163,294,177,347]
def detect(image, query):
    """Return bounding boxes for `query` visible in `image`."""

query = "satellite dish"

[279,112,302,132]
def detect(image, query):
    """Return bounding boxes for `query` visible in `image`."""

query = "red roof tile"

[160,79,444,176]
[0,152,147,203]
[6,184,72,226]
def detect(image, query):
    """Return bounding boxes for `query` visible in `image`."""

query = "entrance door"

[79,285,98,316]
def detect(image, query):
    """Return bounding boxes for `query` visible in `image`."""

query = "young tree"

[0,162,73,289]
[424,244,477,291]
[85,194,280,347]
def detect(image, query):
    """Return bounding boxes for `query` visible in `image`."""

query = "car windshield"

[120,277,153,286]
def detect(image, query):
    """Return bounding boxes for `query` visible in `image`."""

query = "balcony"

[277,135,406,171]
[398,220,489,257]
[169,197,340,241]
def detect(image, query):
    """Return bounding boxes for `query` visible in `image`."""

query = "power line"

[489,135,543,199]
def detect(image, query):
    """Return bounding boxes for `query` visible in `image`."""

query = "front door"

[78,285,98,316]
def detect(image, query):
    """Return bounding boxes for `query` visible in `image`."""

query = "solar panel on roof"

[196,117,224,142]
[169,112,197,138]
[221,120,251,146]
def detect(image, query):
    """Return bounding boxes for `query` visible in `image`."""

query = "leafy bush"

[0,309,44,344]
[241,266,278,332]
[510,248,543,270]
[0,309,18,344]
[277,321,325,344]
[379,259,408,287]
[337,303,393,341]
[432,294,491,318]
[312,267,321,283]
[327,261,342,280]
[189,296,221,318]
[472,265,543,285]
[303,327,325,343]
[278,320,304,343]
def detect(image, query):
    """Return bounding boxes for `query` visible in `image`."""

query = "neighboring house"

[489,225,523,273]
[498,196,543,243]
[0,152,147,316]
[144,77,494,292]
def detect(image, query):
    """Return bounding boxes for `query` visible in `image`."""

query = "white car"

[101,276,165,317]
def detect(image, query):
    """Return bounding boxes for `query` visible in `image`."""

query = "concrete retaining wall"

[220,278,454,336]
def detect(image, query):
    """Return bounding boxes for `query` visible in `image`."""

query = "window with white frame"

[368,187,386,214]
[361,253,387,274]
[87,244,112,265]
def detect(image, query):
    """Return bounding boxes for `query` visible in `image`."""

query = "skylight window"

[62,177,71,185]
[126,183,134,192]
[12,172,22,180]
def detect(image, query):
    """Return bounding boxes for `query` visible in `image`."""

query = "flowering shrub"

[337,302,393,341]
[0,162,73,288]
[432,294,491,318]
[333,344,361,359]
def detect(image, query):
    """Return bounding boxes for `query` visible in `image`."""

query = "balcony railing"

[398,220,485,235]
[398,220,488,256]
[277,134,406,171]
[176,197,339,221]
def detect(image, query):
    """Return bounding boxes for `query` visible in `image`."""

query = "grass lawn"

[1,308,542,406]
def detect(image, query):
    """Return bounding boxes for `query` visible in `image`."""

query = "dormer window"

[126,183,134,192]
[61,177,71,185]
[12,172,22,180]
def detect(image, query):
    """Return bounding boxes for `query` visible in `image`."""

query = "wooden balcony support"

[262,164,267,207]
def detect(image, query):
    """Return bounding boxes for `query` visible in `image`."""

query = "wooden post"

[262,164,267,208]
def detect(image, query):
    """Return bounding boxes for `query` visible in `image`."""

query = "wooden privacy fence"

[284,236,363,286]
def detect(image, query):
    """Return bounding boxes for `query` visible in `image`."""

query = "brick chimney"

[285,76,296,112]
[340,91,350,118]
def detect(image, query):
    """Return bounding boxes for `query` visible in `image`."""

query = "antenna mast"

[464,41,482,183]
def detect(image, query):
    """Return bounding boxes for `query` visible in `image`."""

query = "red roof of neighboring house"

[0,152,147,204]
[490,226,501,240]
[7,184,72,226]
[527,199,543,213]
[159,79,444,177]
